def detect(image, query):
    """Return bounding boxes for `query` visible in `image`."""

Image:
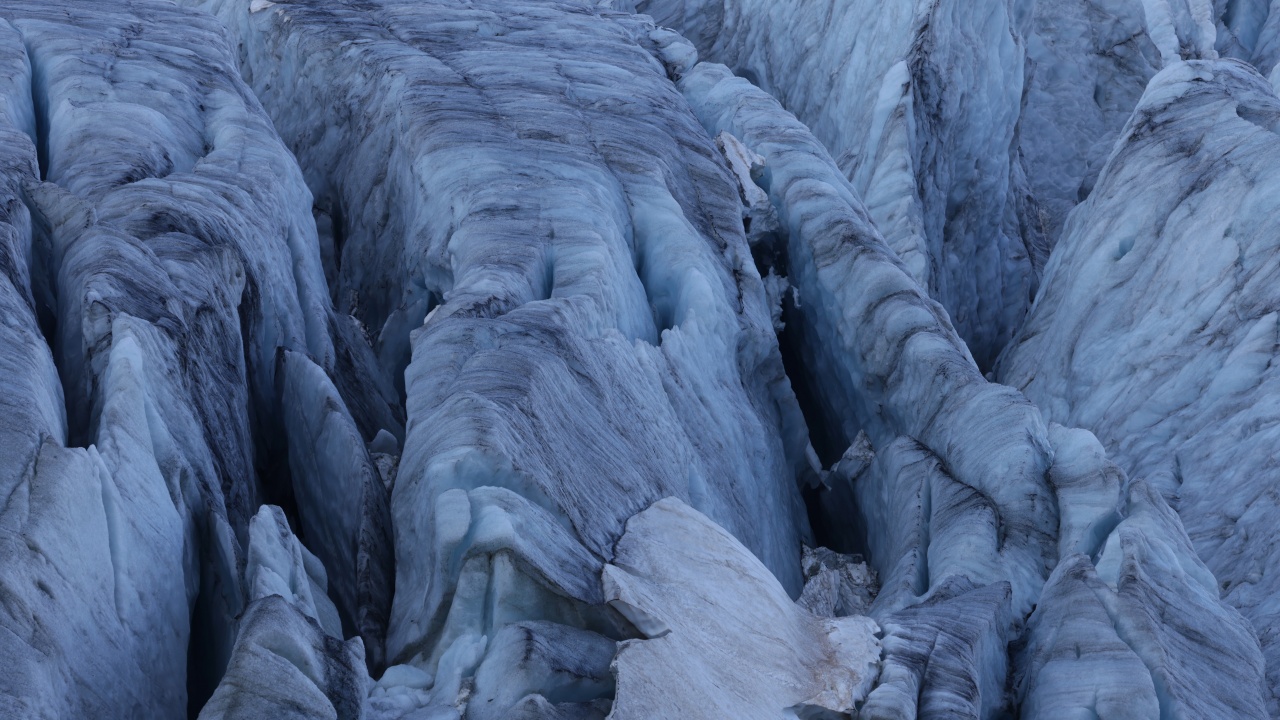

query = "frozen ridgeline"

[1000,58,1280,714]
[635,0,1040,369]
[0,0,1278,718]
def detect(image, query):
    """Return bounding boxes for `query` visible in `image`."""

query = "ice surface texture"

[0,1,393,715]
[185,0,822,714]
[1002,58,1280,713]
[676,56,1266,717]
[1,0,1279,718]
[636,0,1039,368]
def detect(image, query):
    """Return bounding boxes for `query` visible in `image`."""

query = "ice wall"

[636,0,1038,368]
[3,1,1280,717]
[184,0,817,711]
[675,52,1267,717]
[198,506,368,720]
[1002,58,1280,711]
[0,1,394,712]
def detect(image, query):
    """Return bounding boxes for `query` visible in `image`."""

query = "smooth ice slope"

[605,498,880,719]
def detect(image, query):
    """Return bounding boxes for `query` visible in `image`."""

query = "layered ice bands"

[634,0,1039,368]
[1019,0,1227,252]
[1001,58,1280,712]
[184,0,819,712]
[676,58,1056,623]
[675,55,1267,718]
[5,0,1280,718]
[633,0,1258,362]
[0,1,392,715]
[675,59,1052,717]
[1016,426,1268,718]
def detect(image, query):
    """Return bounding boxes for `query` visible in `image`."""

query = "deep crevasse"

[0,2,394,714]
[0,0,1277,718]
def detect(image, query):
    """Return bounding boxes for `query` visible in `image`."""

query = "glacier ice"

[199,506,368,720]
[0,1,393,714]
[1020,0,1162,247]
[636,0,1039,367]
[605,498,880,719]
[280,349,394,670]
[676,54,1269,717]
[2,0,1280,717]
[676,59,1056,620]
[173,0,843,713]
[1018,479,1268,718]
[1001,57,1280,711]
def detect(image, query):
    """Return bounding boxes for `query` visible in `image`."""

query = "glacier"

[0,0,1278,718]
[1000,57,1280,713]
[634,0,1039,368]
